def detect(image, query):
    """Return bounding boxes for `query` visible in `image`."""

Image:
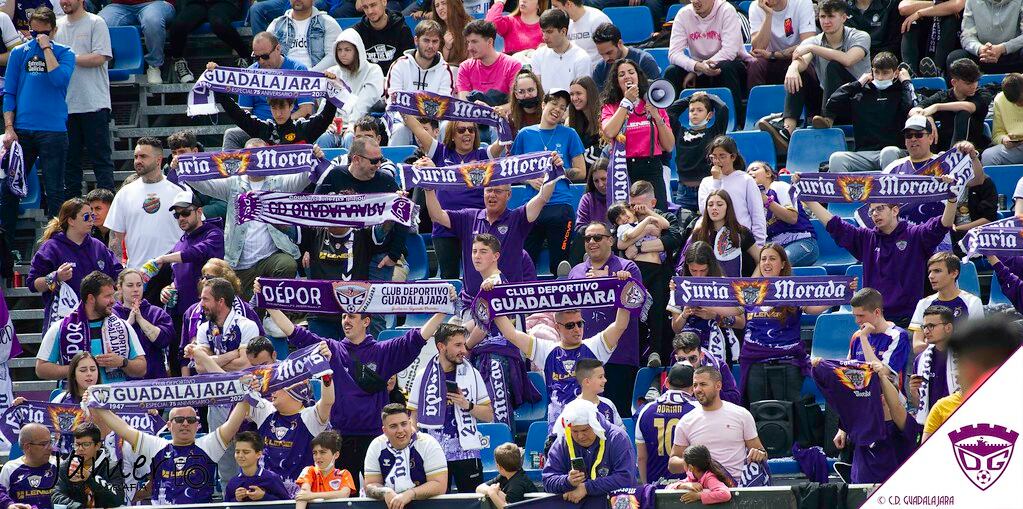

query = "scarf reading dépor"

[914,344,959,425]
[387,90,513,144]
[255,278,456,315]
[174,144,328,182]
[0,136,26,197]
[958,216,1022,259]
[606,130,630,209]
[58,304,130,375]
[416,357,483,450]
[470,277,647,325]
[187,66,351,116]
[397,151,563,190]
[672,276,856,308]
[794,172,961,203]
[236,191,417,228]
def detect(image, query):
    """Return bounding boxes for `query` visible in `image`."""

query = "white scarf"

[384,434,419,493]
[915,344,959,424]
[416,357,483,450]
[46,283,80,332]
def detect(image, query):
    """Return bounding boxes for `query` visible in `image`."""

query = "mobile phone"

[571,458,586,471]
[1008,133,1023,142]
[446,380,460,393]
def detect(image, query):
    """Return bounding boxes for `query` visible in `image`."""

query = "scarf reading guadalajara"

[187,66,350,116]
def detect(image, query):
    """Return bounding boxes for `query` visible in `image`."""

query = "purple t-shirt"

[635,390,696,485]
[566,255,643,366]
[136,431,227,504]
[848,326,911,376]
[224,467,291,502]
[764,182,815,243]
[251,401,330,482]
[0,459,57,509]
[811,360,886,446]
[448,206,534,296]
[429,142,487,238]
[852,419,921,484]
[741,306,806,367]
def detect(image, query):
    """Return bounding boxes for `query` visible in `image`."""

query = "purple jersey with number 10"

[635,390,696,486]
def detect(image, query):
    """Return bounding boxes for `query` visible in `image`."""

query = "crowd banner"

[174,144,327,182]
[188,66,351,116]
[606,130,630,208]
[255,279,457,315]
[0,401,166,444]
[471,277,647,325]
[794,173,958,204]
[85,343,332,410]
[397,152,563,190]
[0,136,26,197]
[672,276,856,307]
[386,90,514,144]
[959,216,1023,258]
[235,191,417,228]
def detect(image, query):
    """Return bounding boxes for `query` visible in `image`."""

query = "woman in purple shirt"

[403,112,505,279]
[669,241,740,364]
[113,269,174,380]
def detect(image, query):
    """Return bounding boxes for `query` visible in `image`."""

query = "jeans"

[664,59,747,121]
[368,251,396,335]
[168,0,250,59]
[783,61,852,122]
[675,183,699,214]
[315,130,352,149]
[1,130,69,247]
[982,143,1023,166]
[99,1,175,67]
[65,109,114,198]
[524,203,574,275]
[828,147,904,172]
[235,251,298,300]
[901,14,960,75]
[782,237,819,267]
[249,0,332,33]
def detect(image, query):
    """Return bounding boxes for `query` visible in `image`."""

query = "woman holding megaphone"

[600,60,675,210]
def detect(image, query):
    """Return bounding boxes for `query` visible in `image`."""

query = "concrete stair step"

[9,309,43,320]
[16,333,42,345]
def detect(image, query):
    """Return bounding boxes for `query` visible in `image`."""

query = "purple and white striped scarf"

[386,90,514,144]
[606,130,630,208]
[958,216,1022,259]
[236,191,417,228]
[416,357,482,450]
[58,304,130,373]
[187,66,351,116]
[0,136,25,197]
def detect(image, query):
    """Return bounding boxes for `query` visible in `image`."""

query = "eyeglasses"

[557,320,585,330]
[25,439,51,447]
[251,47,278,60]
[171,416,200,424]
[583,234,610,243]
[73,441,96,449]
[356,154,384,165]
[868,206,891,215]
[200,274,214,281]
[173,207,195,219]
[455,126,477,134]
[904,131,928,139]
[921,323,950,331]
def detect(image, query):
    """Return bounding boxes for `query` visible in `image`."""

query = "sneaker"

[811,115,833,129]
[918,57,940,78]
[647,352,662,368]
[757,113,791,153]
[174,59,194,83]
[146,65,163,85]
[898,62,915,79]
[556,260,572,278]
[644,386,660,402]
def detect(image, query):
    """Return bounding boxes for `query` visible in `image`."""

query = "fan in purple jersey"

[910,306,959,426]
[636,363,697,486]
[908,252,985,353]
[572,359,624,429]
[720,243,833,406]
[225,432,291,502]
[668,241,741,365]
[987,255,1023,313]
[847,288,911,377]
[491,273,635,428]
[0,423,57,509]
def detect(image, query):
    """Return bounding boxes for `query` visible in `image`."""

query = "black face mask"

[519,96,540,109]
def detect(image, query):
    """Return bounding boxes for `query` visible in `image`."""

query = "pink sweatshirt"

[486,2,543,54]
[668,0,752,72]
[685,470,733,505]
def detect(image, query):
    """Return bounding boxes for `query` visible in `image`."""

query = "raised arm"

[599,307,633,352]
[802,200,833,224]
[402,113,437,152]
[216,399,252,445]
[423,188,452,228]
[315,368,335,423]
[493,315,534,356]
[525,171,563,222]
[89,407,140,448]
[871,361,909,429]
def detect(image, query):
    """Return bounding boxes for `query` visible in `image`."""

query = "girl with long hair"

[29,198,122,329]
[506,70,543,133]
[431,0,471,66]
[485,0,547,54]
[600,59,674,210]
[668,241,740,364]
[114,269,175,380]
[686,189,761,277]
[569,76,604,169]
[670,445,735,504]
[747,160,819,266]
[697,136,767,245]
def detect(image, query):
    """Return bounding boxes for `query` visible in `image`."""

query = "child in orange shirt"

[295,431,355,508]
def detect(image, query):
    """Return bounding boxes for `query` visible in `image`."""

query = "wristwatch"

[45,271,57,291]
[467,401,475,411]
[120,358,129,369]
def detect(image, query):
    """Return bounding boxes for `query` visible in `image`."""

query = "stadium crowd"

[0,0,1022,506]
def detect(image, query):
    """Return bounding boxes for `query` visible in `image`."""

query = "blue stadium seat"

[631,367,665,415]
[336,17,361,28]
[568,183,586,208]
[989,271,1012,306]
[738,0,753,14]
[321,148,347,161]
[108,26,144,81]
[792,266,827,277]
[801,374,824,406]
[523,420,549,481]
[678,87,735,132]
[18,165,40,215]
[911,77,947,91]
[382,145,417,163]
[986,165,1023,207]
[7,441,22,461]
[732,130,777,168]
[786,128,846,173]
[271,335,290,360]
[648,48,669,77]
[827,201,861,219]
[958,261,981,297]
[377,329,406,341]
[810,312,856,361]
[666,3,683,20]
[495,35,505,53]
[405,233,428,281]
[536,249,551,276]
[515,372,549,434]
[621,417,636,453]
[979,74,1007,87]
[744,85,787,130]
[405,15,419,31]
[509,185,532,209]
[479,423,514,479]
[604,6,655,44]
[811,218,857,275]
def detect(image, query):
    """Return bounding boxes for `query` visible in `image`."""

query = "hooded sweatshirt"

[668,0,753,72]
[385,48,454,97]
[352,9,415,74]
[960,0,1023,56]
[315,29,385,126]
[28,232,123,327]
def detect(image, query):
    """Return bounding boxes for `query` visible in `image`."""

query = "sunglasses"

[200,274,215,281]
[357,154,384,165]
[584,234,610,243]
[904,131,928,139]
[455,126,477,134]
[173,207,195,219]
[171,416,200,424]
[29,30,51,38]
[557,320,585,330]
[251,47,278,60]
[80,212,95,222]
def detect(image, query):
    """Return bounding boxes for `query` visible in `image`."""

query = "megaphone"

[646,79,676,109]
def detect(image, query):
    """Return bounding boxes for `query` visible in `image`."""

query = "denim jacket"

[273,9,332,67]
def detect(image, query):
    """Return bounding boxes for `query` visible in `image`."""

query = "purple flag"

[0,401,166,444]
[673,276,856,307]
[471,277,647,325]
[174,144,328,182]
[854,148,973,228]
[387,90,513,144]
[795,172,956,204]
[235,191,417,228]
[255,278,457,315]
[606,130,630,208]
[959,216,1023,258]
[188,66,351,116]
[398,152,563,190]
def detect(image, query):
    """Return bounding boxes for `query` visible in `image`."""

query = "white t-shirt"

[104,177,183,268]
[748,0,816,52]
[1014,176,1022,203]
[237,180,279,269]
[673,401,758,480]
[286,17,312,68]
[195,310,260,355]
[364,432,448,491]
[530,42,591,92]
[0,12,22,51]
[568,6,611,67]
[909,290,985,331]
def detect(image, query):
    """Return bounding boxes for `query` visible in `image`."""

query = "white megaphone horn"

[645,79,676,109]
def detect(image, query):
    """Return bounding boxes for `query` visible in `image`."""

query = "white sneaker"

[174,59,194,84]
[146,65,163,85]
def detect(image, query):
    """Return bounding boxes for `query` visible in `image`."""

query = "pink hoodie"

[685,470,733,505]
[668,0,752,72]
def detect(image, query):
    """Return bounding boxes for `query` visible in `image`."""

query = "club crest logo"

[49,406,84,432]
[142,194,161,214]
[332,282,371,312]
[620,281,646,309]
[896,240,908,251]
[390,199,413,224]
[472,299,491,325]
[714,228,739,260]
[836,176,875,202]
[415,94,449,118]
[329,479,342,490]
[731,280,769,307]
[949,424,1018,491]
[91,388,110,405]
[834,365,872,391]
[459,161,495,188]
[562,360,575,373]
[27,475,42,488]
[212,152,251,177]
[610,493,640,509]
[497,225,509,235]
[272,421,297,440]
[174,456,188,471]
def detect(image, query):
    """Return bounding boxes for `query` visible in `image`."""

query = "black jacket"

[52,451,125,509]
[824,78,916,151]
[667,93,729,183]
[354,10,415,74]
[217,93,337,146]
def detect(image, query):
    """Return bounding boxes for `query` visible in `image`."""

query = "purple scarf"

[795,172,959,203]
[174,144,328,182]
[188,66,351,116]
[58,304,131,374]
[255,278,457,315]
[415,357,482,450]
[959,216,1022,258]
[470,339,542,429]
[236,191,417,228]
[0,137,25,197]
[397,152,563,190]
[387,90,513,144]
[471,277,646,325]
[0,401,166,446]
[606,130,630,208]
[673,276,856,307]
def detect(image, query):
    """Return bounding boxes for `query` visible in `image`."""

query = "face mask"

[873,79,894,90]
[519,97,540,109]
[690,118,709,129]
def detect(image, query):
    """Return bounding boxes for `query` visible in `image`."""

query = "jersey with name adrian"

[250,397,331,482]
[635,390,696,485]
[528,334,615,422]
[132,430,228,504]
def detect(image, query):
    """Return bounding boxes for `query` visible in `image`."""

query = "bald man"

[0,423,58,509]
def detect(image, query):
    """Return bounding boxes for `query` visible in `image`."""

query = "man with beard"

[364,404,448,508]
[668,366,768,482]
[408,324,494,494]
[36,271,147,383]
[384,20,453,146]
[352,0,414,74]
[0,423,58,509]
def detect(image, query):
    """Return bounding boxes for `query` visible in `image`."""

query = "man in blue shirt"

[511,88,586,275]
[1,7,74,247]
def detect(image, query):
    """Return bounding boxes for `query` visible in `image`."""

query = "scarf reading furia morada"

[416,356,482,450]
[236,191,417,228]
[255,278,456,315]
[86,342,332,410]
[187,66,351,116]
[174,144,328,182]
[386,90,513,144]
[673,276,856,308]
[958,216,1022,258]
[397,151,564,190]
[794,172,962,204]
[0,401,166,445]
[470,277,646,325]
[606,130,630,209]
[58,304,131,375]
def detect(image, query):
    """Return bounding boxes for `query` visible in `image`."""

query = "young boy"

[295,431,355,507]
[573,358,624,428]
[848,288,911,378]
[914,58,992,150]
[226,432,291,502]
[475,443,536,508]
[908,252,985,353]
[666,92,729,211]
